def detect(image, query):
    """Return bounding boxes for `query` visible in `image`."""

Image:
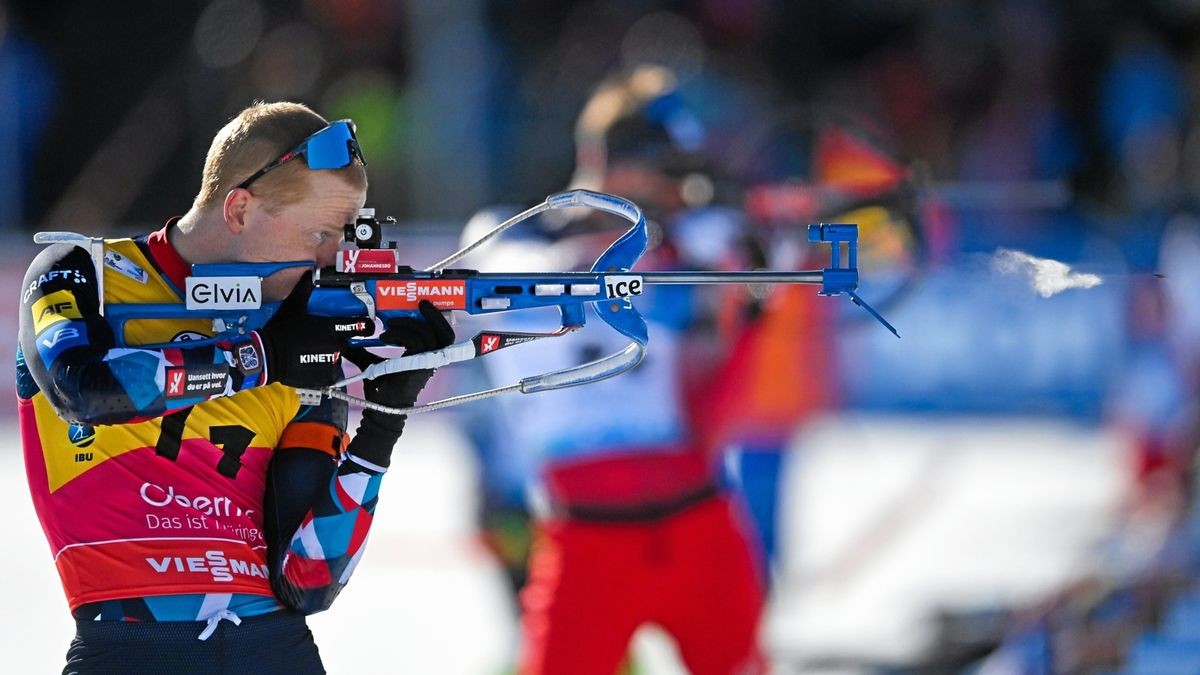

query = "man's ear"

[222,188,252,234]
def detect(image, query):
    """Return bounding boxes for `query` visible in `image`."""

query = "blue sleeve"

[263,396,389,614]
[18,243,264,425]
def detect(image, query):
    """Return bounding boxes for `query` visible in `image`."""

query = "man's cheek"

[316,240,340,268]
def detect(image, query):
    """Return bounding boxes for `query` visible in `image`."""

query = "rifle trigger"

[350,281,377,322]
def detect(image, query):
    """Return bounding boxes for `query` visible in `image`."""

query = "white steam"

[991,248,1103,297]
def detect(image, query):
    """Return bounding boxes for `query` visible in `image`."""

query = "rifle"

[35,190,897,416]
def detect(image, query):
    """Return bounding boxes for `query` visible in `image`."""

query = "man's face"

[238,171,366,301]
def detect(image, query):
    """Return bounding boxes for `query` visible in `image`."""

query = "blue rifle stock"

[34,190,897,415]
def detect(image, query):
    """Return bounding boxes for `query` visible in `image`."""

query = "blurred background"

[3,0,1200,673]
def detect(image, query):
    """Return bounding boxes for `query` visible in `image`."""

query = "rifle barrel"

[463,270,828,285]
[638,271,825,285]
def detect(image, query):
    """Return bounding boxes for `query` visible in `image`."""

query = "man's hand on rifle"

[343,300,455,468]
[252,276,372,389]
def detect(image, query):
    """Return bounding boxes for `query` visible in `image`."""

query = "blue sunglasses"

[236,119,366,191]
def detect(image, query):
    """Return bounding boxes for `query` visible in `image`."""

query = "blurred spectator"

[1099,31,1187,212]
[0,1,55,229]
[1109,276,1191,514]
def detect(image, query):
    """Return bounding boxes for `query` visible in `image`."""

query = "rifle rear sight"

[344,208,397,250]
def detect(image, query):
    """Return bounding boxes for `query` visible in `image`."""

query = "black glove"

[252,276,372,389]
[344,300,455,469]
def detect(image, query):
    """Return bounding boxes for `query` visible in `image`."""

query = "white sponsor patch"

[603,275,643,299]
[185,276,262,310]
[104,250,148,283]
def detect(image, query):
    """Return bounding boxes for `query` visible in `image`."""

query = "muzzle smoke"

[991,248,1103,297]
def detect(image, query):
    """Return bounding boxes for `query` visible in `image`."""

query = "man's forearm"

[29,335,265,425]
[264,447,391,614]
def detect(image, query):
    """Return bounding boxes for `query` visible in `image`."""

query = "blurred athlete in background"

[464,65,768,675]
